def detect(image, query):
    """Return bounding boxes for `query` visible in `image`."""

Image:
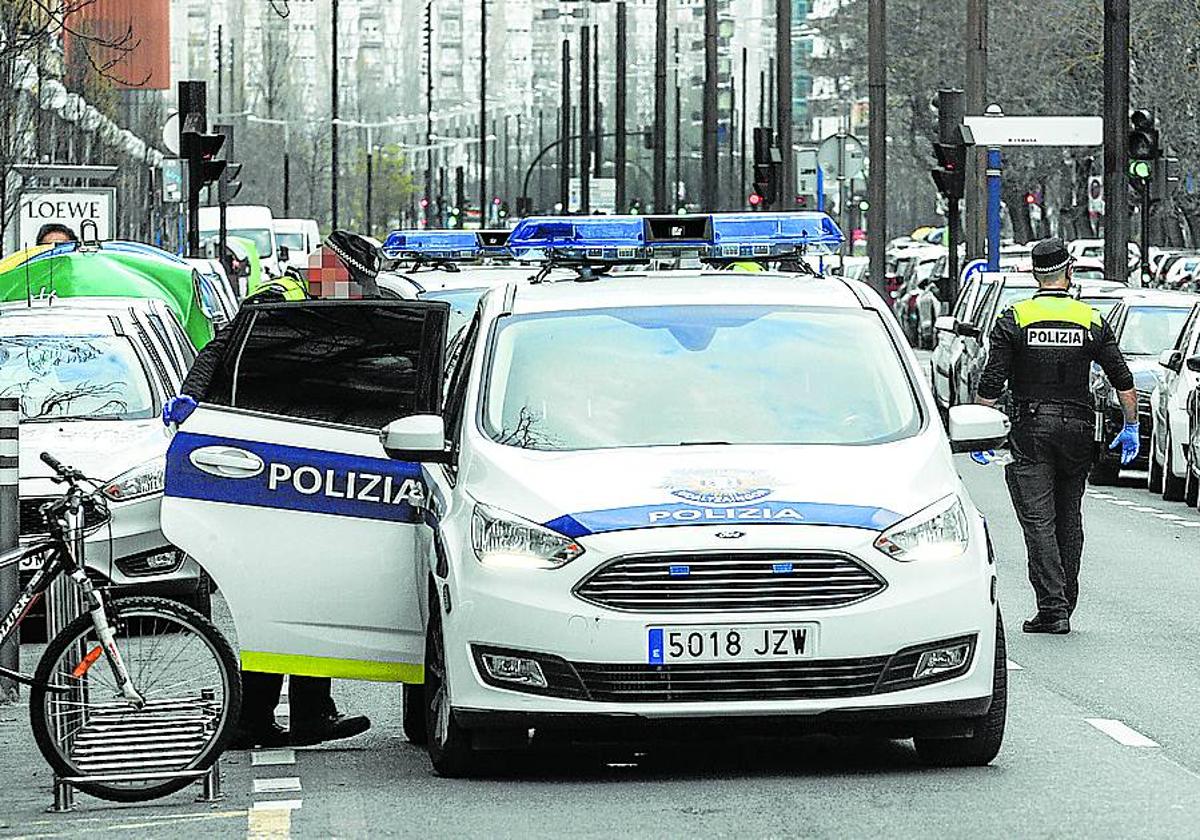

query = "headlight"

[873,495,969,562]
[471,503,585,569]
[101,456,165,502]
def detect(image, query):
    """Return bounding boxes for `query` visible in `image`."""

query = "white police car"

[161,213,1012,776]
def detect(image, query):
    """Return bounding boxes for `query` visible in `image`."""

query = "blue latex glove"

[162,394,198,428]
[971,450,996,466]
[1109,422,1140,466]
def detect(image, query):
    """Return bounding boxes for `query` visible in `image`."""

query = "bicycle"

[0,452,241,802]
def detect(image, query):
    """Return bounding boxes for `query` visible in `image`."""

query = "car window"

[443,312,481,452]
[207,302,447,429]
[277,232,306,252]
[1174,305,1200,352]
[483,305,921,450]
[0,334,156,421]
[1119,307,1193,356]
[1078,296,1122,319]
[144,312,186,379]
[969,281,997,323]
[420,287,488,340]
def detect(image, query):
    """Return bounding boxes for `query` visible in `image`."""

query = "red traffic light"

[420,197,430,209]
[492,196,502,206]
[748,193,763,207]
[1024,191,1038,205]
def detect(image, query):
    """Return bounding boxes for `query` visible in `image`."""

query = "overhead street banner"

[16,189,116,248]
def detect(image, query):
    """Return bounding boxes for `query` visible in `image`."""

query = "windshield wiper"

[676,440,731,446]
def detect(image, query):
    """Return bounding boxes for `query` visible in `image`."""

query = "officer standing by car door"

[977,238,1139,635]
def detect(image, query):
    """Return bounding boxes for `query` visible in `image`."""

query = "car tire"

[402,683,427,745]
[1186,454,1200,508]
[914,612,1006,768]
[1163,431,1186,502]
[424,587,477,778]
[1088,458,1120,487]
[179,570,213,619]
[1148,426,1165,494]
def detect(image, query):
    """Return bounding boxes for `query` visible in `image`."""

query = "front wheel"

[30,596,241,803]
[914,612,1007,767]
[424,590,476,777]
[1163,431,1186,502]
[402,683,427,745]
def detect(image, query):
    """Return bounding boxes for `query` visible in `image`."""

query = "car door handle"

[189,446,266,479]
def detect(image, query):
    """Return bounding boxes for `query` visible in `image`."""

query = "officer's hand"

[162,395,198,428]
[970,450,996,466]
[1109,422,1140,466]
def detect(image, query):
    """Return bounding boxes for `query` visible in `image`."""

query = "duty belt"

[1013,401,1093,422]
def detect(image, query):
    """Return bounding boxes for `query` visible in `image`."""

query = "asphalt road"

[4,465,1200,838]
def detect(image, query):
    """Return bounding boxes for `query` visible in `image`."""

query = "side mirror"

[380,414,449,463]
[955,321,982,338]
[1159,349,1183,372]
[277,245,290,263]
[1186,354,1200,373]
[935,315,957,333]
[948,405,1011,454]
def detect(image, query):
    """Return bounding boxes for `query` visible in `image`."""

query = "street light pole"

[479,0,487,224]
[560,39,572,209]
[580,23,591,214]
[653,0,667,212]
[673,27,681,210]
[615,1,627,211]
[331,0,340,229]
[1103,0,1131,284]
[702,0,718,212]
[425,2,434,228]
[776,0,793,208]
[867,0,888,300]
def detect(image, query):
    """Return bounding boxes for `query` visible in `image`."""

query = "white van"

[274,218,321,273]
[199,205,280,279]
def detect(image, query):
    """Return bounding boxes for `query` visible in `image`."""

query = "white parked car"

[199,204,280,279]
[1,299,209,615]
[274,218,321,274]
[1149,301,1200,500]
[163,230,1011,775]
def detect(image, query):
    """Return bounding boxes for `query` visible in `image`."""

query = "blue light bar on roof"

[382,230,481,261]
[506,216,649,263]
[708,212,845,259]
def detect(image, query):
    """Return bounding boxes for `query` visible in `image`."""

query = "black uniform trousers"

[239,673,337,732]
[1003,405,1094,622]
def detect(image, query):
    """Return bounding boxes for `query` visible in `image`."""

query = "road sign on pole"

[817,133,865,180]
[961,115,1103,147]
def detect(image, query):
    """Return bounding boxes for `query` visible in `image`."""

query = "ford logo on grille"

[714,530,745,539]
[668,564,691,577]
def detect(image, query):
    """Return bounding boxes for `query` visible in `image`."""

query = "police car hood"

[468,433,957,536]
[19,419,165,485]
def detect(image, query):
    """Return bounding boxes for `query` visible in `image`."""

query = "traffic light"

[1129,109,1160,162]
[219,162,243,203]
[752,127,782,209]
[1153,155,1180,202]
[1024,191,1039,206]
[931,141,966,200]
[180,113,225,199]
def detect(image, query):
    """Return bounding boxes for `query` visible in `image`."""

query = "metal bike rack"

[46,511,224,812]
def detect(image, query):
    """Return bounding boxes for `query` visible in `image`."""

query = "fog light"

[914,643,971,679]
[480,654,548,688]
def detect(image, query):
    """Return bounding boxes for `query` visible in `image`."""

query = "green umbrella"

[0,241,215,349]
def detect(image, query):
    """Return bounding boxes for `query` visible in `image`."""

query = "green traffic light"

[1129,160,1152,180]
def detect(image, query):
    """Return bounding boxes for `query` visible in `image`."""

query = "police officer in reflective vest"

[977,238,1139,635]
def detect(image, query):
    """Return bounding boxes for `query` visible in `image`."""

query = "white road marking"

[1155,513,1185,520]
[247,807,292,839]
[1087,492,1112,499]
[253,800,303,812]
[1006,659,1023,671]
[253,776,302,794]
[252,748,296,767]
[1108,499,1137,506]
[1131,506,1162,513]
[1085,718,1160,748]
[1177,522,1200,529]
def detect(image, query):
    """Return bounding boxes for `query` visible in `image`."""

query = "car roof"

[0,300,132,335]
[1113,290,1200,307]
[505,272,868,316]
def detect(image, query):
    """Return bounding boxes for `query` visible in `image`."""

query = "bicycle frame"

[0,538,144,705]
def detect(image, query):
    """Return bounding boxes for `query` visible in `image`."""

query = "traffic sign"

[817,132,865,180]
[961,115,1103,147]
[162,112,180,156]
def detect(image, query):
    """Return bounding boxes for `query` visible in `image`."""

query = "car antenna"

[23,240,32,308]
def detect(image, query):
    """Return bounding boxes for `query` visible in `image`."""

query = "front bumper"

[443,522,997,724]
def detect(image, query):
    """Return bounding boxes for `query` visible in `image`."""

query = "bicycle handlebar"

[40,452,85,482]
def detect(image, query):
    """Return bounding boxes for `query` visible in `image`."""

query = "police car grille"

[19,498,106,538]
[574,552,885,612]
[570,656,891,702]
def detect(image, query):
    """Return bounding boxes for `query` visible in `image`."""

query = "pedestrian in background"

[977,238,1139,635]
[35,223,77,245]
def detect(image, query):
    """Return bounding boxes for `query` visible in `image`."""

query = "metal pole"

[425,2,434,227]
[653,0,668,212]
[987,146,1002,270]
[615,2,627,211]
[580,25,591,214]
[838,125,847,270]
[964,0,987,260]
[1141,178,1151,282]
[331,0,340,229]
[728,67,737,210]
[560,39,572,210]
[867,0,888,299]
[776,0,793,208]
[0,399,17,703]
[673,27,681,211]
[741,47,748,203]
[216,25,223,115]
[504,115,511,207]
[702,0,718,212]
[538,109,546,210]
[366,146,374,237]
[479,0,488,223]
[1103,0,1130,283]
[593,25,602,181]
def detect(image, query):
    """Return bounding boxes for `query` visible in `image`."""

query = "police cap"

[1030,237,1073,276]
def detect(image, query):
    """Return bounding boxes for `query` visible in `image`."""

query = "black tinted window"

[208,301,447,428]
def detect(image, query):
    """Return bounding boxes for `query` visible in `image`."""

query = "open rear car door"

[162,300,448,682]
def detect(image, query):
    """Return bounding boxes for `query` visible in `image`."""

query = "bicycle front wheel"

[30,596,241,802]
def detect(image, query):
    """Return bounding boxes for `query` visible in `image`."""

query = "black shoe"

[1022,616,1070,634]
[230,722,290,750]
[290,713,371,747]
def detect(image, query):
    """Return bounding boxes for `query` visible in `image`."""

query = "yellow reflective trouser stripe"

[1012,297,1099,329]
[240,651,424,684]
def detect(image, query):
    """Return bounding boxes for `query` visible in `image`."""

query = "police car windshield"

[1119,306,1193,355]
[483,305,920,450]
[0,334,156,421]
[421,287,487,338]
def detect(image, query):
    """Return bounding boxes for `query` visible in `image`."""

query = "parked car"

[951,274,1041,411]
[931,272,999,416]
[274,218,322,274]
[1149,301,1200,500]
[200,204,281,280]
[1088,292,1197,484]
[0,299,210,630]
[186,257,240,329]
